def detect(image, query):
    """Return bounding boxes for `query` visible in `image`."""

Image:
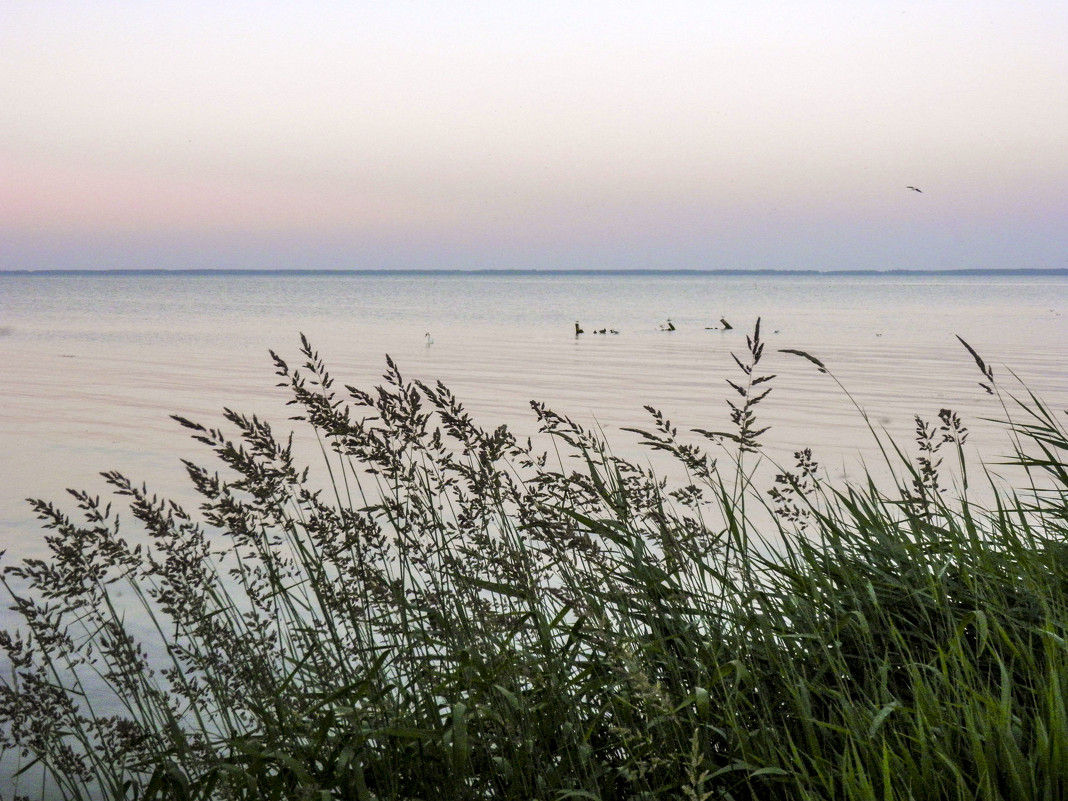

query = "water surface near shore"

[2,270,1067,561]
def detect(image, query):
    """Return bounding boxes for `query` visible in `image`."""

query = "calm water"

[2,270,1068,560]
[2,270,1068,792]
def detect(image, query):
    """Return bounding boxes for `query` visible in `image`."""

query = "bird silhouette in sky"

[906,186,922,193]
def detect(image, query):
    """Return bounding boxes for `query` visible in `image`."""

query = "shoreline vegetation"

[3,322,1068,799]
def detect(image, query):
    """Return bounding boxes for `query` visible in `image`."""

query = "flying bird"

[906,186,923,193]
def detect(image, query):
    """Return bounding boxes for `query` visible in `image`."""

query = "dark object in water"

[720,318,733,330]
[575,321,584,336]
[907,186,922,193]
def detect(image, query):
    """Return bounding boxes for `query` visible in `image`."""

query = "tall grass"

[3,323,1068,800]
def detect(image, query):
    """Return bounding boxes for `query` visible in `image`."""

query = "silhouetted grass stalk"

[2,324,1068,800]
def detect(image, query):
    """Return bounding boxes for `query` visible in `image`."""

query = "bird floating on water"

[659,319,676,331]
[575,321,584,336]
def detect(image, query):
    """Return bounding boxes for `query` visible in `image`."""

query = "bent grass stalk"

[1,323,1067,800]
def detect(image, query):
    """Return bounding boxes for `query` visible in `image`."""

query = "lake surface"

[2,269,1068,793]
[2,270,1068,563]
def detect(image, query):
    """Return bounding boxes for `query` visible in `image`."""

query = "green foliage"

[3,325,1068,800]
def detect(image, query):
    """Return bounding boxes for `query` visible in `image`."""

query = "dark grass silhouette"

[3,323,1068,800]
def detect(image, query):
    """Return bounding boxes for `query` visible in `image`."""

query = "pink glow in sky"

[2,1,1067,271]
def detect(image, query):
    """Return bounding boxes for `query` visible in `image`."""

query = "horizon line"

[2,267,1067,277]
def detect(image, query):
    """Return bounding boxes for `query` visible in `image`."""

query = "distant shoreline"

[3,267,1067,278]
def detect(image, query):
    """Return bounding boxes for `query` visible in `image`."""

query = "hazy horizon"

[3,2,1067,272]
[4,267,1067,277]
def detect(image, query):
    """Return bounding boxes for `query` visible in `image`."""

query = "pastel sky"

[2,1,1066,271]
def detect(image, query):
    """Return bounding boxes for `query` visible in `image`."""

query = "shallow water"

[3,271,1068,559]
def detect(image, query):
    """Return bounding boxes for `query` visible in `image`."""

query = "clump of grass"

[2,324,1068,800]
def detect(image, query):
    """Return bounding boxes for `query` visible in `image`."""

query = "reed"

[2,324,1067,800]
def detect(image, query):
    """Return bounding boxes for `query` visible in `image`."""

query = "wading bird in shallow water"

[575,321,584,336]
[424,332,433,346]
[907,186,922,193]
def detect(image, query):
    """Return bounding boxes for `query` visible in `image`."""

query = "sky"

[2,1,1067,272]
